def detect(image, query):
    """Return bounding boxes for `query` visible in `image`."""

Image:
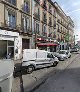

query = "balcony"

[36,31,40,35]
[22,26,32,35]
[57,19,60,23]
[5,0,16,6]
[48,4,52,13]
[53,34,56,38]
[48,33,52,38]
[42,17,47,23]
[5,20,16,29]
[53,24,56,29]
[48,21,52,26]
[34,0,40,4]
[57,29,60,32]
[34,13,40,20]
[42,32,47,37]
[41,2,47,10]
[57,38,60,42]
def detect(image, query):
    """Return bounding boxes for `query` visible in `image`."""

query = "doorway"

[22,39,30,49]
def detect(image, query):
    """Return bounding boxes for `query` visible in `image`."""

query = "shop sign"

[0,29,19,37]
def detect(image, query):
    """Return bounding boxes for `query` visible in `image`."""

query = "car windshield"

[58,51,65,54]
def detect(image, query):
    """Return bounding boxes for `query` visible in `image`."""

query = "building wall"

[0,0,32,60]
[0,0,74,60]
[0,3,4,26]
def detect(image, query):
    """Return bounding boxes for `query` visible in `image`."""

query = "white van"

[0,60,14,92]
[22,49,59,73]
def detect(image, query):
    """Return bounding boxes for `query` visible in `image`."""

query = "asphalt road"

[12,52,80,92]
[34,53,80,92]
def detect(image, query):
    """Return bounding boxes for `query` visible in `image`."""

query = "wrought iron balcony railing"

[5,20,16,29]
[42,32,47,37]
[34,13,40,20]
[48,21,52,26]
[42,18,47,23]
[5,0,16,6]
[34,0,40,4]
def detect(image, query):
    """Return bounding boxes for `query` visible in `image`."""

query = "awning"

[37,43,58,46]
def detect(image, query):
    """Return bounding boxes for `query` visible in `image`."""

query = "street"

[12,52,80,92]
[34,53,80,92]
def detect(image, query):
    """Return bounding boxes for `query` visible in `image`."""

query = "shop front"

[0,40,14,59]
[0,29,19,59]
[36,37,58,52]
[37,42,58,52]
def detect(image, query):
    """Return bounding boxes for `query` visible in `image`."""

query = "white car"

[22,49,59,73]
[54,50,71,61]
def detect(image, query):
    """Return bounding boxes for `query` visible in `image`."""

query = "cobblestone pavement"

[12,53,79,92]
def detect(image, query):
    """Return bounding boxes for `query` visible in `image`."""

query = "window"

[42,25,47,36]
[22,17,30,32]
[36,23,39,34]
[47,53,54,58]
[8,12,16,28]
[34,3,40,19]
[23,0,30,13]
[53,20,56,29]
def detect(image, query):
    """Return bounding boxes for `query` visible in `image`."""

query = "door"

[35,51,50,68]
[22,39,30,49]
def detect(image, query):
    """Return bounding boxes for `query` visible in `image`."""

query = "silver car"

[54,50,71,61]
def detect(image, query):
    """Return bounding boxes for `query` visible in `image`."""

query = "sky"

[52,0,80,41]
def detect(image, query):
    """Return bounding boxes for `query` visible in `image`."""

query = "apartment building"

[0,0,74,60]
[54,2,74,50]
[0,0,32,60]
[32,0,58,52]
[67,16,74,47]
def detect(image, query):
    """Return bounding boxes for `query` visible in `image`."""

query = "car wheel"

[69,55,71,58]
[53,61,57,67]
[27,65,35,74]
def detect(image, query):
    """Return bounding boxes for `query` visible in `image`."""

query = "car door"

[35,58,47,68]
[47,53,54,65]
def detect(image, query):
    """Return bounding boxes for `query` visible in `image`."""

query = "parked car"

[22,49,59,73]
[70,47,79,52]
[54,50,71,61]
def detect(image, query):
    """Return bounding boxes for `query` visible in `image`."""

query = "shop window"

[8,41,14,46]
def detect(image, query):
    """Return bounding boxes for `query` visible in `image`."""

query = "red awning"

[37,43,58,46]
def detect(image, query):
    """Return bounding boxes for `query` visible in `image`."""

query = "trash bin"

[0,60,14,92]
